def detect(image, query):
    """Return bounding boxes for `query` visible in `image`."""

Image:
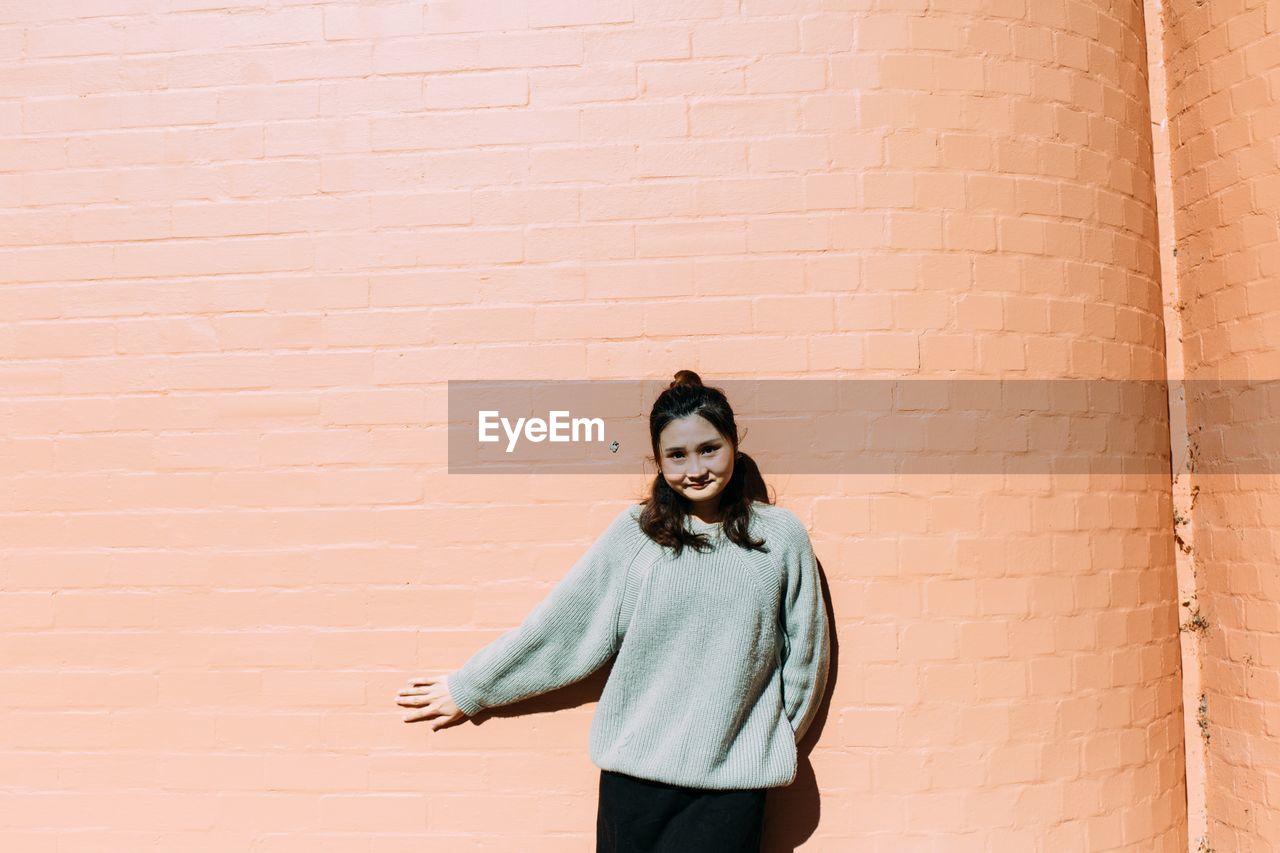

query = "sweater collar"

[685,513,723,533]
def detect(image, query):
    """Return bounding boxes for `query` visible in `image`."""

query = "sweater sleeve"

[446,508,641,718]
[778,524,830,743]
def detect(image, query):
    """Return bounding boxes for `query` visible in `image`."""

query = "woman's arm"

[778,526,830,743]
[445,508,642,718]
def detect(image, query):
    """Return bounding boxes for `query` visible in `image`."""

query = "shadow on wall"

[764,560,836,853]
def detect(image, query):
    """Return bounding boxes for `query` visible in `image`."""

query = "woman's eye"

[670,446,719,459]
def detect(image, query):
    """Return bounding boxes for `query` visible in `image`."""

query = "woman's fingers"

[397,682,445,699]
[431,709,465,731]
[403,706,466,729]
[396,688,445,711]
[402,699,439,722]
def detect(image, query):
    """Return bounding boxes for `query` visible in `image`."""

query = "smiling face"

[657,414,736,513]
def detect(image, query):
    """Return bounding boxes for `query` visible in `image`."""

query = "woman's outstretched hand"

[398,675,468,730]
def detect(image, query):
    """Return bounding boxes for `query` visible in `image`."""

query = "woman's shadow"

[761,557,836,852]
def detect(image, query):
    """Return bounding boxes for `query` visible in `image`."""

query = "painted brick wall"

[1159,0,1280,849]
[2,1,1188,851]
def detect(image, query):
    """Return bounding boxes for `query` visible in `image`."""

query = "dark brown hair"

[638,370,771,556]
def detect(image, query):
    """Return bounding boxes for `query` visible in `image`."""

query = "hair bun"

[669,369,704,390]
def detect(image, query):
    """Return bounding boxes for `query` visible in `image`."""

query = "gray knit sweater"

[446,501,830,790]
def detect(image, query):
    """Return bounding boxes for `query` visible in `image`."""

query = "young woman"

[397,370,830,852]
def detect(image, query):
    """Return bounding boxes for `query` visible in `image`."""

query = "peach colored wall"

[1159,0,1280,849]
[2,1,1192,851]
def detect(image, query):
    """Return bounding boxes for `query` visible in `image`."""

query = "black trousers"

[596,769,767,853]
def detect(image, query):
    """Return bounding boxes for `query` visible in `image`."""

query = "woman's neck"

[688,502,723,525]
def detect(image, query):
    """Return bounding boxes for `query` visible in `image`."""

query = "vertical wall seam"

[1143,0,1209,846]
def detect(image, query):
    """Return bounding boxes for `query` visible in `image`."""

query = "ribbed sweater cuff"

[447,672,485,718]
